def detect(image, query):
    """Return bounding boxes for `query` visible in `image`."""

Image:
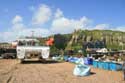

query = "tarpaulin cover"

[73,64,90,76]
[84,58,93,65]
[64,55,69,61]
[68,57,79,63]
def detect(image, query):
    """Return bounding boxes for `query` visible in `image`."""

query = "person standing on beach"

[122,61,125,80]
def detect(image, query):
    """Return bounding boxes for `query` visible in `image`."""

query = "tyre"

[20,59,24,63]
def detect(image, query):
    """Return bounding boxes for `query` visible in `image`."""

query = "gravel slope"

[0,59,124,83]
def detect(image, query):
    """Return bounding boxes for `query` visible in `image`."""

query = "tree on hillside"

[54,34,67,50]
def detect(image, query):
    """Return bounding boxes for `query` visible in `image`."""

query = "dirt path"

[0,60,124,83]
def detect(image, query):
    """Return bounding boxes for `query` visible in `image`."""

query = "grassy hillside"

[55,29,125,51]
[38,29,125,55]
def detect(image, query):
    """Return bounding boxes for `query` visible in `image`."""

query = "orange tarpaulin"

[46,38,54,46]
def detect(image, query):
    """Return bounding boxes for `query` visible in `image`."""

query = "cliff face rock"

[66,30,125,50]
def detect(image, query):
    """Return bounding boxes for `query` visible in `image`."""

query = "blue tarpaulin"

[68,57,79,63]
[84,58,93,65]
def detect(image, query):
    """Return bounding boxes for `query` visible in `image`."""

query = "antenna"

[31,31,34,38]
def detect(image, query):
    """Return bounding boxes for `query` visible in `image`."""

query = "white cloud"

[32,4,52,25]
[0,14,50,42]
[91,24,125,32]
[12,23,25,31]
[0,15,25,42]
[51,9,91,34]
[51,16,91,34]
[12,15,25,31]
[12,15,23,24]
[94,24,110,30]
[0,27,50,42]
[19,28,50,37]
[0,5,93,42]
[54,8,63,18]
[1,4,125,42]
[115,26,125,32]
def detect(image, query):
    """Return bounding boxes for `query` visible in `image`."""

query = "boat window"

[18,40,40,46]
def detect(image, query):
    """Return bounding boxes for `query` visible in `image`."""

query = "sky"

[0,0,125,42]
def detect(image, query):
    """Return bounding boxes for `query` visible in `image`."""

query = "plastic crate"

[98,61,104,69]
[109,62,122,71]
[103,62,110,70]
[93,60,98,68]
